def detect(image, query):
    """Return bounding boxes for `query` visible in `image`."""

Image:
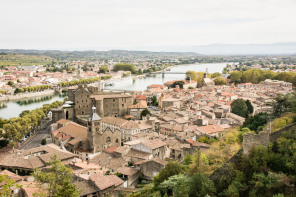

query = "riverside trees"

[58,77,101,87]
[14,84,52,94]
[0,101,62,149]
[230,69,296,86]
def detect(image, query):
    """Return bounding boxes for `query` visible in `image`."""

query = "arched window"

[106,137,111,143]
[116,139,119,143]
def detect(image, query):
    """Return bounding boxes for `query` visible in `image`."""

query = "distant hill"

[0,49,200,61]
[134,42,296,55]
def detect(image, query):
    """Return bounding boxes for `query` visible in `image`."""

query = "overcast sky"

[1,0,296,50]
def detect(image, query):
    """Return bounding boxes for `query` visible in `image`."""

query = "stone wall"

[270,122,296,142]
[242,131,270,155]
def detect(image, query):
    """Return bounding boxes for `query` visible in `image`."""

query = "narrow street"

[18,121,52,150]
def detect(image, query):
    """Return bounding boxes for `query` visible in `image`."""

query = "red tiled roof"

[135,95,147,100]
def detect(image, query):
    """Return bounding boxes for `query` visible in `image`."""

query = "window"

[106,137,111,143]
[116,139,119,143]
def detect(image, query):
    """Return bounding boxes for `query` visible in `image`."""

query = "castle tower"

[87,106,102,153]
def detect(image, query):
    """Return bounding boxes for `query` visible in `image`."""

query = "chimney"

[87,160,90,164]
[82,158,84,163]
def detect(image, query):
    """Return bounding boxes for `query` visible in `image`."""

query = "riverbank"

[0,90,55,102]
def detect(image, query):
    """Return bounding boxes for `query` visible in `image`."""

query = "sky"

[0,0,296,51]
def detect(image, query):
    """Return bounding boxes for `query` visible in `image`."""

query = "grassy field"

[0,54,54,66]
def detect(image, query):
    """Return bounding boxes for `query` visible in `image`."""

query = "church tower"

[87,106,102,153]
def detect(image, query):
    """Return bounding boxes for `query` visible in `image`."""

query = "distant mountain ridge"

[0,49,200,60]
[1,42,296,56]
[128,42,296,55]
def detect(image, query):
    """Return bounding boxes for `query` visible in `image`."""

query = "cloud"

[0,0,295,50]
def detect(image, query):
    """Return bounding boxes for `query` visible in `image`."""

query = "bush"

[41,138,46,145]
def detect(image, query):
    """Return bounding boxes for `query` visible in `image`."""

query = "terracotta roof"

[128,100,147,109]
[67,138,81,146]
[0,170,22,186]
[117,166,139,176]
[91,152,127,171]
[139,139,166,149]
[126,149,152,160]
[105,146,118,153]
[75,180,97,196]
[148,84,165,88]
[89,174,123,190]
[57,122,87,140]
[61,135,71,141]
[197,125,224,134]
[0,144,75,170]
[135,95,147,100]
[57,119,71,125]
[135,158,168,166]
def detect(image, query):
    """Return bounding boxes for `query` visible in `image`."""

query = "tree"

[231,99,249,118]
[153,161,185,190]
[186,71,204,85]
[33,154,80,197]
[241,113,269,133]
[188,172,216,197]
[113,63,137,74]
[214,76,227,85]
[230,71,242,84]
[140,109,151,119]
[41,138,46,145]
[0,174,19,197]
[152,96,158,106]
[159,174,190,197]
[98,65,109,74]
[245,100,254,114]
[211,72,221,78]
[3,122,22,149]
[7,81,13,86]
[172,81,185,89]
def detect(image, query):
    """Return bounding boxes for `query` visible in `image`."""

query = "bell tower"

[87,106,102,153]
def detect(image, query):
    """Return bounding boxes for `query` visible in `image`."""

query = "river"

[0,94,65,119]
[0,63,228,119]
[105,62,227,91]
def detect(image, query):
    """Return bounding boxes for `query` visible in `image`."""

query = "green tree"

[152,96,158,106]
[211,72,221,78]
[140,109,151,119]
[7,81,13,86]
[230,71,242,84]
[245,100,254,114]
[98,65,109,73]
[0,174,20,197]
[231,99,249,118]
[172,81,185,89]
[214,76,227,85]
[183,154,193,166]
[188,172,216,197]
[41,138,46,145]
[33,154,80,197]
[159,174,190,197]
[153,161,185,190]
